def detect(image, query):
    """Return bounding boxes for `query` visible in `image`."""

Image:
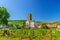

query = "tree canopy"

[0,7,10,25]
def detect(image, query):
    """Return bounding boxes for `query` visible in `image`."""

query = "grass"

[8,20,26,26]
[0,28,59,40]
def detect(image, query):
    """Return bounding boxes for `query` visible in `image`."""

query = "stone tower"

[27,13,32,21]
[26,13,38,28]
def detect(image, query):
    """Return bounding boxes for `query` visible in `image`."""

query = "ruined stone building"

[26,13,38,28]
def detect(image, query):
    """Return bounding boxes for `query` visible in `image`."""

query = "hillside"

[8,20,26,26]
[8,20,60,26]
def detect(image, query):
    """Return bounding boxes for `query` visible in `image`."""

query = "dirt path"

[21,34,40,40]
[21,36,31,40]
[42,32,51,40]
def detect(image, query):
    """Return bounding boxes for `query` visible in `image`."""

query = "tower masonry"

[27,13,32,21]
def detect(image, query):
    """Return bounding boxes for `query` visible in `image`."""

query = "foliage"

[0,7,10,25]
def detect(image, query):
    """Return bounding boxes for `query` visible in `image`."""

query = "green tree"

[0,7,10,25]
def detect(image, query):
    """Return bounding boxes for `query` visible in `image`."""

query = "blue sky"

[0,0,60,22]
